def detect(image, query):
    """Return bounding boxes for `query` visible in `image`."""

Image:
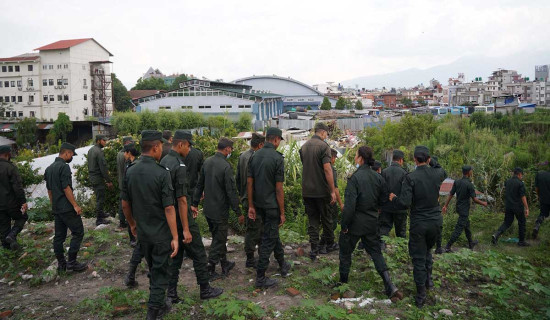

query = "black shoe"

[5,236,20,250]
[96,218,111,226]
[200,283,223,300]
[469,240,479,250]
[434,246,443,254]
[518,241,531,247]
[415,285,427,308]
[56,254,67,273]
[124,264,139,288]
[339,272,349,284]
[444,244,452,253]
[326,243,339,253]
[67,253,87,272]
[256,269,277,289]
[245,257,257,269]
[380,270,402,300]
[426,267,434,290]
[119,221,128,229]
[318,245,328,255]
[221,260,235,277]
[167,285,183,304]
[491,232,501,245]
[146,307,159,320]
[130,240,137,248]
[279,261,291,277]
[208,262,221,281]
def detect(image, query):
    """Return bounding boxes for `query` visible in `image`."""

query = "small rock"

[0,278,7,284]
[65,280,69,285]
[286,287,300,297]
[296,247,305,257]
[330,293,340,301]
[95,224,109,230]
[21,274,33,280]
[344,301,355,310]
[83,242,92,247]
[285,245,293,250]
[370,309,377,315]
[439,309,453,317]
[8,281,15,286]
[91,271,100,278]
[342,290,356,299]
[227,246,235,253]
[0,310,13,318]
[22,294,31,297]
[292,261,301,265]
[376,299,392,305]
[53,306,64,312]
[202,238,212,247]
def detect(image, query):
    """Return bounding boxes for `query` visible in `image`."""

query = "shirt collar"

[416,164,429,170]
[55,157,66,163]
[391,162,401,167]
[264,142,275,149]
[140,155,156,162]
[312,135,323,141]
[168,149,183,160]
[215,152,226,158]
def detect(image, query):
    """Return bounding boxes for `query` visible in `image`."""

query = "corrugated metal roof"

[0,136,15,146]
[34,38,113,56]
[0,55,40,62]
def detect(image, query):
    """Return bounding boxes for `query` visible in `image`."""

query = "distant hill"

[341,51,550,89]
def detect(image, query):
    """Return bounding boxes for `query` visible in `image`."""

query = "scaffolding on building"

[90,61,113,122]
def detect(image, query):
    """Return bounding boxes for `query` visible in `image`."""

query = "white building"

[0,38,113,122]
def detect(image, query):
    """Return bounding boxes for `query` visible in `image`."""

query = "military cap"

[393,149,404,159]
[141,130,163,142]
[174,130,194,145]
[513,167,523,175]
[122,136,133,144]
[266,127,284,140]
[123,142,136,152]
[314,122,330,132]
[331,148,338,158]
[0,145,11,154]
[414,145,430,157]
[60,142,78,155]
[462,165,472,173]
[95,134,106,142]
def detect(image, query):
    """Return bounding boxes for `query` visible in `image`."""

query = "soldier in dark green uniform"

[87,135,112,226]
[160,130,223,302]
[116,136,133,230]
[389,146,446,308]
[247,128,291,288]
[161,130,173,160]
[372,160,382,174]
[0,145,28,250]
[379,150,408,247]
[184,143,204,200]
[533,167,550,239]
[121,130,179,319]
[299,122,337,260]
[319,149,343,254]
[236,133,265,268]
[492,167,530,247]
[430,156,448,254]
[45,143,87,273]
[338,146,402,301]
[192,138,240,280]
[442,166,488,252]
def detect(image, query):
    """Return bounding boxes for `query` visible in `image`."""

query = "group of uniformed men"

[1,121,549,318]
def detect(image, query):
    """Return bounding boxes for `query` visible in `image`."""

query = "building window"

[18,111,23,117]
[159,106,171,110]
[82,65,86,70]
[43,95,48,102]
[0,97,3,102]
[180,106,192,109]
[63,64,68,69]
[57,64,61,69]
[83,79,87,86]
[64,94,69,101]
[15,66,20,72]
[220,105,232,109]
[28,79,33,87]
[43,79,47,86]
[57,79,63,86]
[49,95,54,102]
[49,79,54,86]
[17,96,22,103]
[245,105,251,108]
[57,95,63,101]
[42,65,47,70]
[63,79,68,85]
[0,82,2,88]
[30,111,35,117]
[4,81,8,87]
[11,111,16,117]
[84,94,87,101]
[10,81,15,87]
[4,96,8,102]
[28,65,33,72]
[8,66,13,72]
[49,65,53,70]
[17,80,22,87]
[1,66,6,72]
[29,95,34,103]
[11,96,16,102]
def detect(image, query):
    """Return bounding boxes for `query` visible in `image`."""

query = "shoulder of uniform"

[276,150,284,157]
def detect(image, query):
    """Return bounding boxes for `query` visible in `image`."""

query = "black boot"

[279,260,291,277]
[415,285,427,308]
[380,271,402,300]
[468,240,479,250]
[434,246,443,254]
[220,258,235,277]
[309,244,318,261]
[444,243,452,253]
[56,254,67,273]
[245,254,257,269]
[339,272,349,284]
[255,269,277,288]
[96,217,111,226]
[5,226,22,250]
[208,261,221,281]
[326,243,339,253]
[66,252,87,272]
[146,307,159,320]
[199,283,223,300]
[124,263,139,288]
[532,222,541,239]
[518,241,531,247]
[426,266,434,289]
[491,230,502,245]
[167,285,183,304]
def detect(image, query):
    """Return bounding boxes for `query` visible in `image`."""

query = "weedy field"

[1,206,549,320]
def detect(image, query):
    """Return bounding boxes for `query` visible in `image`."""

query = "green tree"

[178,111,204,129]
[0,101,13,118]
[15,117,37,146]
[417,97,428,106]
[320,97,332,110]
[344,99,353,110]
[112,73,132,112]
[157,111,179,131]
[138,110,159,131]
[234,112,252,132]
[335,97,346,110]
[112,112,140,135]
[400,97,413,107]
[169,74,190,90]
[47,112,72,144]
[131,77,168,90]
[355,100,363,110]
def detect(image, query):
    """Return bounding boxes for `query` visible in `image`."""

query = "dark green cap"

[174,130,194,145]
[123,143,136,152]
[141,130,163,142]
[514,167,523,175]
[122,136,133,144]
[414,145,430,157]
[95,134,106,142]
[60,142,77,155]
[372,161,382,170]
[266,127,284,140]
[462,165,472,173]
[393,149,404,159]
[314,122,329,132]
[0,145,11,154]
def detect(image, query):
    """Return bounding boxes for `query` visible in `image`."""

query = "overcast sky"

[1,0,548,89]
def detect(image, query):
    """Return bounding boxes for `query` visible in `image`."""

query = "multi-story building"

[0,38,113,122]
[535,65,549,82]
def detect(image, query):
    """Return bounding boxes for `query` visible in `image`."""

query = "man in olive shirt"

[492,167,530,247]
[533,167,550,239]
[161,130,173,160]
[0,145,28,250]
[442,165,488,252]
[300,122,337,261]
[160,130,222,302]
[121,130,179,319]
[192,138,241,280]
[319,149,343,254]
[45,143,87,273]
[116,136,133,230]
[248,128,290,288]
[380,150,408,245]
[236,133,265,268]
[389,146,446,308]
[87,134,112,226]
